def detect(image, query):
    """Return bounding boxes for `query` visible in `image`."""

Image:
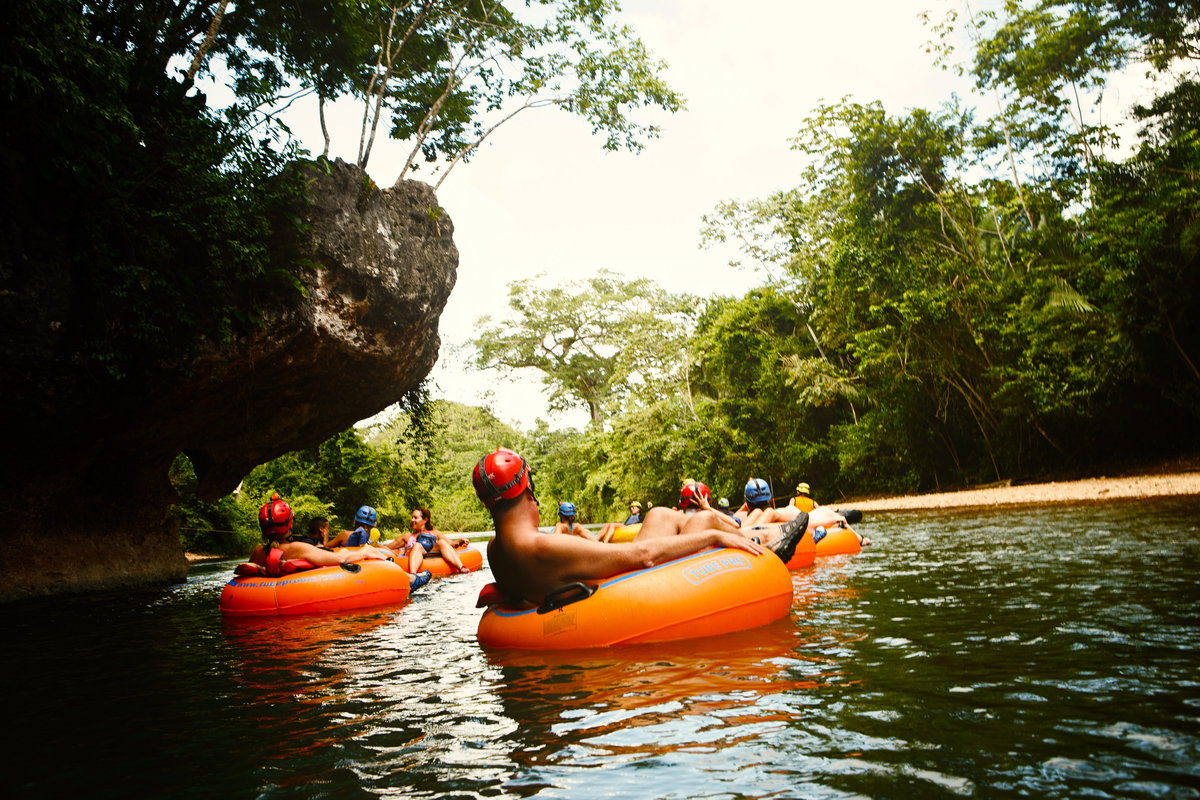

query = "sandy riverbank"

[842,463,1200,513]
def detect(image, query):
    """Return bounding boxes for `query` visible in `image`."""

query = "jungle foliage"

[2,0,681,388]
[2,0,310,387]
[684,0,1200,497]
[182,1,1199,551]
[469,0,1200,507]
[177,396,538,552]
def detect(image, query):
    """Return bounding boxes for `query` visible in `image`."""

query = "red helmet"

[258,493,293,537]
[679,481,710,509]
[473,448,535,508]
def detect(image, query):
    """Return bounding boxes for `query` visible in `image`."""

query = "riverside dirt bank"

[842,461,1200,513]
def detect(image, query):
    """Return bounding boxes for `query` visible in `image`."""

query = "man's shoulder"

[496,519,548,539]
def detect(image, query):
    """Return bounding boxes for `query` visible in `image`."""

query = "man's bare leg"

[679,509,741,536]
[629,506,688,540]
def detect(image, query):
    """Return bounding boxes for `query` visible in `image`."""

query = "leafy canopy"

[471,270,699,425]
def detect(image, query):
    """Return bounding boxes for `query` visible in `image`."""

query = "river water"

[6,501,1199,799]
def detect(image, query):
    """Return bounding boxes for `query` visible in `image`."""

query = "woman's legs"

[436,537,468,571]
[407,541,427,573]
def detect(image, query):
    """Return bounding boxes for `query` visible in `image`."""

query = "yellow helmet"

[796,482,811,495]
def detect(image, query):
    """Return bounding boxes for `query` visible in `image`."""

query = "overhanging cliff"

[0,160,457,601]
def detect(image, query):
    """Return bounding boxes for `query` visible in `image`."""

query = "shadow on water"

[4,500,1200,799]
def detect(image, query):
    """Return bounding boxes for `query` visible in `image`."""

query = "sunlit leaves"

[471,271,698,425]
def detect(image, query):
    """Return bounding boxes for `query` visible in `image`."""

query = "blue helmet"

[744,478,772,505]
[557,501,577,518]
[355,505,378,527]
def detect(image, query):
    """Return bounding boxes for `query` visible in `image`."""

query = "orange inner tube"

[813,524,862,557]
[407,543,484,576]
[477,547,793,650]
[219,559,411,617]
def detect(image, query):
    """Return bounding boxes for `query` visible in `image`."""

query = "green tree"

[170,453,261,554]
[702,93,1146,490]
[376,399,526,531]
[191,0,684,183]
[241,429,392,529]
[965,0,1200,449]
[1084,80,1200,419]
[689,290,847,494]
[1,0,314,389]
[471,271,698,425]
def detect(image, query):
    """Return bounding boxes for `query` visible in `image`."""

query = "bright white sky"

[269,0,1145,432]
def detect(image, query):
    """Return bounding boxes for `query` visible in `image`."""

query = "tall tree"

[1,0,313,387]
[471,271,698,425]
[189,0,684,183]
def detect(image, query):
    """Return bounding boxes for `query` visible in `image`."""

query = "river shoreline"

[187,456,1200,560]
[841,455,1200,512]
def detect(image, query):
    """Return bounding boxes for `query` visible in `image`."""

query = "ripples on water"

[5,501,1199,799]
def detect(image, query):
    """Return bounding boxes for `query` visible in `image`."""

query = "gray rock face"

[0,160,457,601]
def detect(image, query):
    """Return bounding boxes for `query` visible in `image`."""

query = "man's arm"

[282,541,368,566]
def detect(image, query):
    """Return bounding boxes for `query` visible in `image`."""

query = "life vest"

[791,496,816,512]
[345,526,372,547]
[233,547,319,578]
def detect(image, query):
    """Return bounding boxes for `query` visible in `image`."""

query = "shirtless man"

[251,495,432,590]
[471,448,809,606]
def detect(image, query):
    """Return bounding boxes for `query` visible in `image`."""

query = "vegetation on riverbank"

[163,1,1199,555]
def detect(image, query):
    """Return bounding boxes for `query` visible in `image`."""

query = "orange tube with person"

[402,542,484,576]
[220,559,411,616]
[477,546,793,650]
[813,524,863,557]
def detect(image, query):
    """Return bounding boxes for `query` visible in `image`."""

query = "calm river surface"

[6,501,1199,799]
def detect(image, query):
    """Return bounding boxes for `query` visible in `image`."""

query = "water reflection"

[5,501,1199,799]
[492,623,813,745]
[224,611,397,684]
[221,610,404,769]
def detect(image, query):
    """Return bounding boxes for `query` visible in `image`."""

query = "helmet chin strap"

[474,448,535,507]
